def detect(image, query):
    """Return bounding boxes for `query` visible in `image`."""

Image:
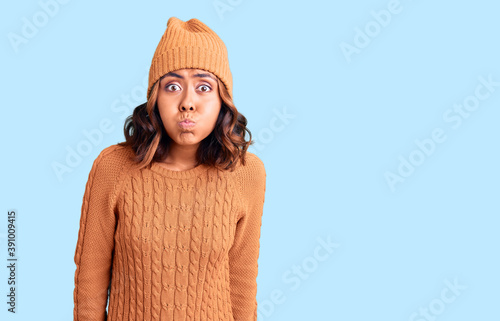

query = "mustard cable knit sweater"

[73,144,266,321]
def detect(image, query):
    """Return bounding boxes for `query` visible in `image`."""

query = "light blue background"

[1,0,499,320]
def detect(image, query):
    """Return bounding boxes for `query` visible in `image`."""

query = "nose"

[179,85,196,112]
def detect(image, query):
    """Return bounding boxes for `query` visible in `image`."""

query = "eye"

[165,84,180,92]
[199,85,212,92]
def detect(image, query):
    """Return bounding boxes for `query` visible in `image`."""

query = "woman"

[73,16,266,321]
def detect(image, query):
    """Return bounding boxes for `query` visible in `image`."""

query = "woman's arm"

[228,153,267,321]
[73,146,123,321]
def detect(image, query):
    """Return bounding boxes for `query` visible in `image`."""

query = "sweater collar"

[149,161,210,179]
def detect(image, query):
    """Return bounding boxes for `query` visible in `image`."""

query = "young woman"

[73,17,266,321]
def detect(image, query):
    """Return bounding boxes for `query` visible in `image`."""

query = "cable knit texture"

[73,144,266,321]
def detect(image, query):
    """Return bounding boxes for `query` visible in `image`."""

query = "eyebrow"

[161,71,216,82]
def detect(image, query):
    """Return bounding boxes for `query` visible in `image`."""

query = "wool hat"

[147,17,233,100]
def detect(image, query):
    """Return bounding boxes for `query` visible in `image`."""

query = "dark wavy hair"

[117,75,253,172]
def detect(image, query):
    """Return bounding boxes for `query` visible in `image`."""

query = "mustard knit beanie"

[147,17,233,100]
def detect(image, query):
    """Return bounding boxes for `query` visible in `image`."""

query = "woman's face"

[157,68,221,149]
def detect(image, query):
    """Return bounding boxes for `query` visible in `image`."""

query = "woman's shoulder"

[234,151,266,176]
[94,143,135,166]
[230,151,266,192]
[97,143,134,160]
[82,144,136,201]
[89,143,137,179]
[227,152,266,212]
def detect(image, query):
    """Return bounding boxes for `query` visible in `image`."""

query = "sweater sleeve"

[73,146,123,321]
[228,153,267,321]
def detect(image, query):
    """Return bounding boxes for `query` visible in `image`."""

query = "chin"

[172,134,201,145]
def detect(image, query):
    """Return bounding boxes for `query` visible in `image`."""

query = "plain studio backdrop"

[1,0,499,320]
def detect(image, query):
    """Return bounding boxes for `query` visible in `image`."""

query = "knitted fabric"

[147,17,233,99]
[73,144,266,321]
